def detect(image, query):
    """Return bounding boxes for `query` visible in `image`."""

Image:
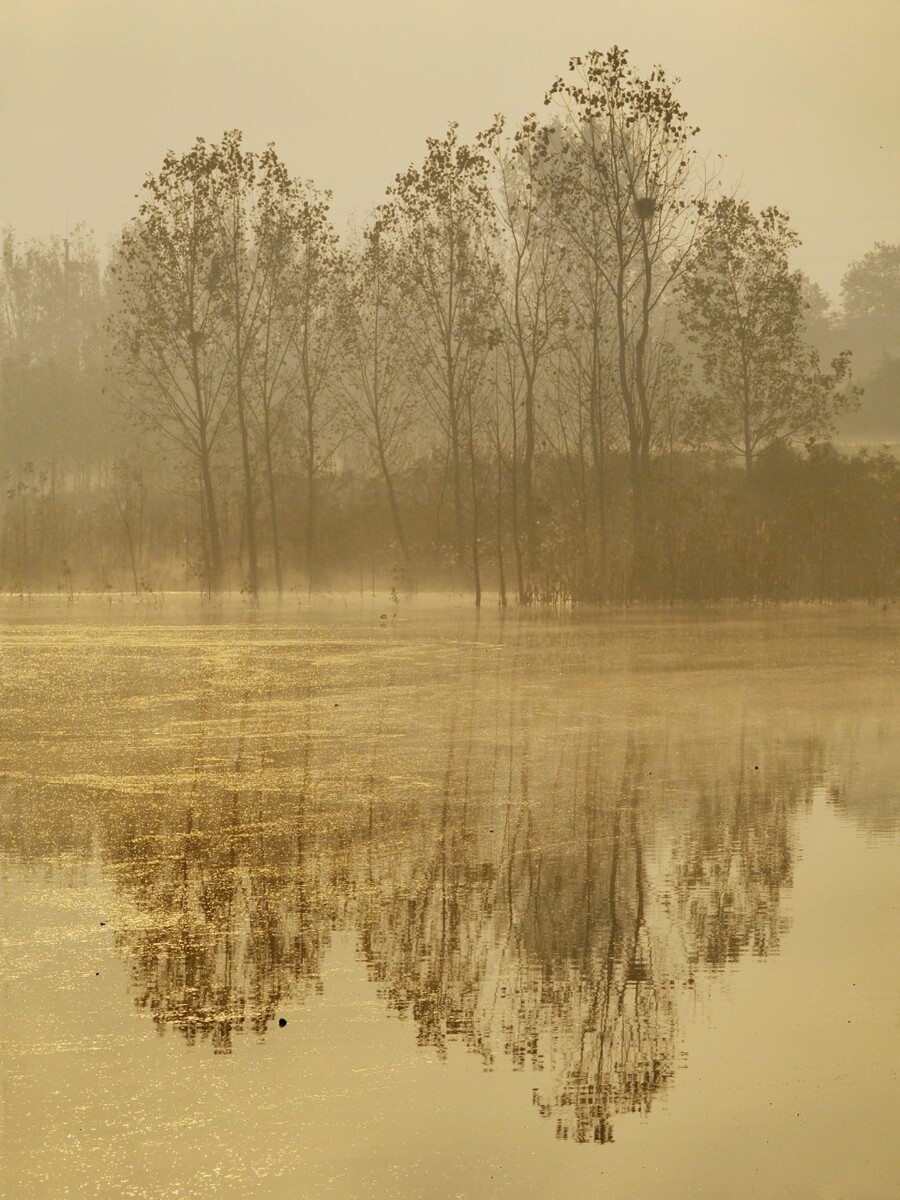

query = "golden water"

[1,600,898,1198]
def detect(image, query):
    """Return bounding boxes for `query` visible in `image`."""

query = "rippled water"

[1,599,898,1198]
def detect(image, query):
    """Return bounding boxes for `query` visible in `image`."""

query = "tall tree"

[679,199,854,469]
[289,184,341,594]
[550,165,619,593]
[545,47,704,578]
[208,131,264,595]
[245,147,311,596]
[209,133,307,595]
[110,140,232,590]
[479,115,569,589]
[383,124,495,587]
[337,217,415,578]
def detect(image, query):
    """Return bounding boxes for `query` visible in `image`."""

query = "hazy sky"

[1,0,896,300]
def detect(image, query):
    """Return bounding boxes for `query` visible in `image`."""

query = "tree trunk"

[467,414,481,609]
[587,339,607,596]
[496,449,507,608]
[449,401,466,572]
[233,347,259,595]
[305,401,316,596]
[523,369,537,575]
[509,401,526,603]
[375,432,411,581]
[198,428,223,592]
[262,412,283,596]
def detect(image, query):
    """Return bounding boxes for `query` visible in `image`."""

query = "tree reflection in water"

[98,698,808,1139]
[94,670,341,1053]
[0,618,869,1136]
[671,737,814,969]
[353,716,805,1143]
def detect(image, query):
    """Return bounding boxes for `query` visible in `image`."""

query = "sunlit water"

[1,598,898,1198]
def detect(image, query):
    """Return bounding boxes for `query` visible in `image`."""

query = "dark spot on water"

[278,1017,287,1028]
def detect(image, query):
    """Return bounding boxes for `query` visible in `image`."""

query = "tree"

[287,184,341,594]
[479,115,569,590]
[337,217,416,578]
[209,133,307,596]
[245,147,313,596]
[839,242,900,376]
[1,227,111,477]
[544,47,705,569]
[849,355,900,441]
[841,242,900,324]
[110,140,232,591]
[679,198,854,470]
[207,131,265,596]
[383,124,495,593]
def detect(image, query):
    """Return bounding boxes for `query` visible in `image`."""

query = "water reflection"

[353,724,809,1142]
[92,670,345,1054]
[0,611,894,1142]
[672,737,811,967]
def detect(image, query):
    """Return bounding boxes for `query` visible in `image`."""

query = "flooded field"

[1,599,898,1198]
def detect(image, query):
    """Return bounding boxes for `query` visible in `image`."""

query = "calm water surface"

[1,599,898,1198]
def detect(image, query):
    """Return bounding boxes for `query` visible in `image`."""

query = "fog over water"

[3,27,898,600]
[1,6,898,1195]
[1,600,897,1197]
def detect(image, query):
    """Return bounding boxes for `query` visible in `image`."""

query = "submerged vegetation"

[1,48,896,603]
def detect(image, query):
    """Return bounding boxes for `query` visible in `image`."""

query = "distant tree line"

[0,47,896,602]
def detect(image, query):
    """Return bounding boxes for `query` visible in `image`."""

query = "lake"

[1,598,898,1198]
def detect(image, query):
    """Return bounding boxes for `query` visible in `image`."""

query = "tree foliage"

[679,198,854,468]
[1,47,894,602]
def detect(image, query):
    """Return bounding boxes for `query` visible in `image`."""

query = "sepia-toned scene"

[1,3,898,1198]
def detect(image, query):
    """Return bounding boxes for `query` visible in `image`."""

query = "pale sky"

[1,0,897,301]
